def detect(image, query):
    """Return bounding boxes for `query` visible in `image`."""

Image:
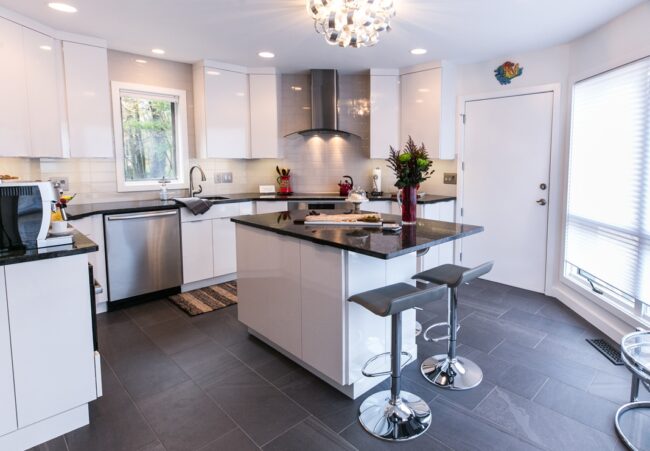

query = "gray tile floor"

[32,279,647,451]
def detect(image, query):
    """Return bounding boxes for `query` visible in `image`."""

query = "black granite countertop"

[0,230,99,266]
[231,210,482,260]
[66,193,456,220]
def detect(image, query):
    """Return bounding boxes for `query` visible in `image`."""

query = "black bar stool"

[412,262,494,390]
[349,282,447,441]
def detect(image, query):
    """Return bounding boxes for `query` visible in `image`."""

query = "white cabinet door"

[5,254,96,428]
[0,269,17,436]
[300,241,345,384]
[0,17,30,157]
[182,219,214,283]
[212,218,237,277]
[249,74,280,159]
[400,68,442,158]
[255,201,288,214]
[366,201,392,214]
[63,41,113,158]
[204,68,250,159]
[23,28,66,158]
[370,73,400,159]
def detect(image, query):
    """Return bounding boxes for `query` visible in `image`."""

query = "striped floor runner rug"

[169,281,237,316]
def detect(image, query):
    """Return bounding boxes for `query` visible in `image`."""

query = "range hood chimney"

[285,69,359,138]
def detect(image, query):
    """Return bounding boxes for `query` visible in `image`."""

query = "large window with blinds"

[565,56,650,323]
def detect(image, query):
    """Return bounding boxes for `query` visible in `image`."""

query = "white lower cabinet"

[5,254,96,428]
[419,201,456,270]
[182,219,214,284]
[0,269,17,436]
[255,201,288,214]
[212,218,237,277]
[366,201,392,214]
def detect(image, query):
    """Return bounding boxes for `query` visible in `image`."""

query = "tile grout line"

[93,355,167,451]
[126,307,256,451]
[529,377,550,402]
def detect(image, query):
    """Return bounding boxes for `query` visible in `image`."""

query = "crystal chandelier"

[307,0,396,48]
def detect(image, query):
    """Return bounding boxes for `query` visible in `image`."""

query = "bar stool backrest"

[459,261,494,286]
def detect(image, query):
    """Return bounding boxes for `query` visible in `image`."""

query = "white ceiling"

[1,0,644,72]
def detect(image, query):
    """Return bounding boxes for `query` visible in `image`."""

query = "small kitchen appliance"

[0,181,65,251]
[338,175,354,196]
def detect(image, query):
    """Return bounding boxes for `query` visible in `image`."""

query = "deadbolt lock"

[540,183,547,190]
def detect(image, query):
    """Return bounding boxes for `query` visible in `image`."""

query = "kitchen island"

[232,210,482,399]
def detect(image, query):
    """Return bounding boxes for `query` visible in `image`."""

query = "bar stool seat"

[349,282,447,442]
[413,262,494,390]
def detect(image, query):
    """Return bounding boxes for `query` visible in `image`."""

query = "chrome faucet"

[189,165,206,197]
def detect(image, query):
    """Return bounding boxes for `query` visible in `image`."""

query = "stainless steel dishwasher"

[104,210,182,303]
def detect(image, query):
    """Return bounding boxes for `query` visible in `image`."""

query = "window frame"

[111,81,189,192]
[560,56,650,329]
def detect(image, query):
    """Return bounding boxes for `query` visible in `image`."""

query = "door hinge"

[461,114,466,124]
[461,161,465,171]
[460,207,464,217]
[459,252,463,262]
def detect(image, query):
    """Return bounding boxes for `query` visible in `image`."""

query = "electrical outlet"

[49,177,70,192]
[443,173,457,185]
[222,172,233,184]
[214,173,222,184]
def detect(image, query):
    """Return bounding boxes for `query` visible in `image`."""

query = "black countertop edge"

[0,230,99,266]
[230,213,483,260]
[66,193,457,220]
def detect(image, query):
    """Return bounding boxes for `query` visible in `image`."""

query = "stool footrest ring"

[362,351,413,378]
[423,322,460,343]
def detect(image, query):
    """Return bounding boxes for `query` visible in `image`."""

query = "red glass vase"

[398,186,418,225]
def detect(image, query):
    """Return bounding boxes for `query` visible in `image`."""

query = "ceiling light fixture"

[48,2,77,13]
[410,48,427,55]
[151,48,165,55]
[39,45,53,51]
[307,0,396,48]
[135,59,147,64]
[206,70,221,76]
[258,51,275,58]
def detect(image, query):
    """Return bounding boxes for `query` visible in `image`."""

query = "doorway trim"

[455,83,563,295]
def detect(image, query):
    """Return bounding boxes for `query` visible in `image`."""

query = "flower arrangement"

[386,136,434,188]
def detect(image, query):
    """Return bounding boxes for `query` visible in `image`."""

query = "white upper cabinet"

[62,41,113,158]
[369,69,400,159]
[0,17,31,156]
[194,63,251,159]
[22,27,67,158]
[249,71,281,159]
[400,62,456,160]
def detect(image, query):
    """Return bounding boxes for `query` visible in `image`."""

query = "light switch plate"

[49,177,69,192]
[222,172,233,183]
[443,173,457,185]
[259,185,275,193]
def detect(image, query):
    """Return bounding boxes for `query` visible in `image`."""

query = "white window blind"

[565,56,650,308]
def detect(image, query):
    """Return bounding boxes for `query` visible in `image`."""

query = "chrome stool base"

[359,390,432,441]
[421,355,483,390]
[615,401,650,450]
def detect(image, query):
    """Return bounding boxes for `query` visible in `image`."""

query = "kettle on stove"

[338,175,354,196]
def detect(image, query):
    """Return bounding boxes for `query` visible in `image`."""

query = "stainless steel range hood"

[285,69,359,138]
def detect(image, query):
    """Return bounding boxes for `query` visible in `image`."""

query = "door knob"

[536,199,547,206]
[540,183,547,190]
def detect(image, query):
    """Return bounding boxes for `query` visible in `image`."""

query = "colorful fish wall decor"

[494,61,523,85]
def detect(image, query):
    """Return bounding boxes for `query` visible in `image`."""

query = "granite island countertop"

[0,230,98,266]
[66,193,456,220]
[230,209,482,260]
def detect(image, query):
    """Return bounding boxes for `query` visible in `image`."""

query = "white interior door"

[461,92,553,292]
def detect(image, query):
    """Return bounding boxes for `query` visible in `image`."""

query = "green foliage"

[386,136,434,188]
[120,96,177,182]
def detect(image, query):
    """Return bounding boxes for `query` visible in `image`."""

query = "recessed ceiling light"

[235,92,245,97]
[418,88,430,93]
[48,2,77,13]
[415,99,424,104]
[206,70,221,76]
[39,45,52,51]
[135,59,147,64]
[410,48,427,55]
[152,48,165,55]
[258,51,275,59]
[291,86,302,91]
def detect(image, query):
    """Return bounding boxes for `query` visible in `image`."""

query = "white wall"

[454,1,650,340]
